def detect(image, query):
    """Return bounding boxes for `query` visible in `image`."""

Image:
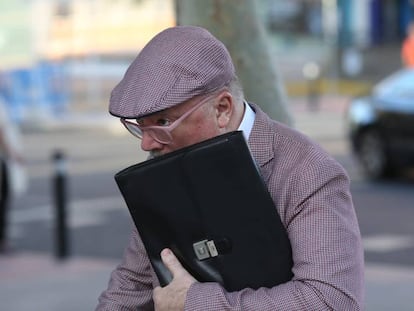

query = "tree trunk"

[175,0,293,126]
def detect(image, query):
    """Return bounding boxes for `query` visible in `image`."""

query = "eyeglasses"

[120,93,217,145]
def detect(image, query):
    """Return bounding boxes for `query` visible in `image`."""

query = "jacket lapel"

[246,103,275,184]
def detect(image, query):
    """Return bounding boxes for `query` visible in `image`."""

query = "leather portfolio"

[114,131,293,292]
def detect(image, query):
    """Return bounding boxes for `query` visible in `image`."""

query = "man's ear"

[215,92,233,128]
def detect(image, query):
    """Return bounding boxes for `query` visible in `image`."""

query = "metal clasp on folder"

[193,239,219,260]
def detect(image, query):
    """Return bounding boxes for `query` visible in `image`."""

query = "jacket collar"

[246,102,275,170]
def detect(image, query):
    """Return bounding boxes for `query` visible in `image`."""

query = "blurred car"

[345,68,414,179]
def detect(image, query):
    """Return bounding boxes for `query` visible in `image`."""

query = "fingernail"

[161,248,171,257]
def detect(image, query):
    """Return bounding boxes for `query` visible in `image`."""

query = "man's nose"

[140,131,162,151]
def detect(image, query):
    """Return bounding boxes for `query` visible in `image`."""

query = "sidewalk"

[1,251,414,311]
[0,252,117,311]
[364,263,414,311]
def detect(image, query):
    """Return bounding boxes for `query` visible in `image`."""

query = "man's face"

[138,94,228,157]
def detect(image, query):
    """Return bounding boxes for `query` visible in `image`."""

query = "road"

[10,95,414,265]
[4,95,414,311]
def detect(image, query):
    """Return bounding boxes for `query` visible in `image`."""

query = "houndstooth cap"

[109,25,235,119]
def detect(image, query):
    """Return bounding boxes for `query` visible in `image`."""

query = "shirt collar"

[237,101,255,141]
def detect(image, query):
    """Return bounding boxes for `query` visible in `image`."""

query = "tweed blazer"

[96,103,365,311]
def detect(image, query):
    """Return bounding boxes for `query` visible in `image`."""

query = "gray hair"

[225,76,245,106]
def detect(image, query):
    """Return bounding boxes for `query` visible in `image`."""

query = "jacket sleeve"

[95,227,156,311]
[184,155,365,311]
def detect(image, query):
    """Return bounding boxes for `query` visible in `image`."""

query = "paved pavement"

[0,252,116,311]
[1,250,414,311]
[1,95,414,311]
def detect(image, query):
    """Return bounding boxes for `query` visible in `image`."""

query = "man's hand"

[153,248,197,311]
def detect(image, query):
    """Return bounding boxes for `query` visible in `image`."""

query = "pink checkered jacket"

[96,103,365,310]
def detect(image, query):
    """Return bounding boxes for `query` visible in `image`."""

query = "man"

[401,21,414,68]
[0,98,25,253]
[96,25,364,310]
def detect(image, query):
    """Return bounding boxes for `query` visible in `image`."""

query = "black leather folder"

[114,131,293,292]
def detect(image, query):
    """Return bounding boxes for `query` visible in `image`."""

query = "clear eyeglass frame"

[120,92,220,145]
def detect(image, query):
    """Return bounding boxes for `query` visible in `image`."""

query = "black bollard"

[52,149,69,260]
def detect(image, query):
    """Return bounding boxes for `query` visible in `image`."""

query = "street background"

[1,1,414,310]
[2,92,414,311]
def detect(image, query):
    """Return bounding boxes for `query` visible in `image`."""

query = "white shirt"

[237,101,255,141]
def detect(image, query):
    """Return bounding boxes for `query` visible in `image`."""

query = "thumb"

[161,248,185,278]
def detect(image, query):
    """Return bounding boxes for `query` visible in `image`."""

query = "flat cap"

[109,25,235,119]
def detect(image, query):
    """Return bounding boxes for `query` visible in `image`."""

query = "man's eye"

[156,118,171,126]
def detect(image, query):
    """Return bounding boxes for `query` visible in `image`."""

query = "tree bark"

[175,0,293,126]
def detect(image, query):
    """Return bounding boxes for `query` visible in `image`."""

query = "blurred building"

[0,0,174,123]
[261,0,414,80]
[0,0,413,123]
[263,0,414,48]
